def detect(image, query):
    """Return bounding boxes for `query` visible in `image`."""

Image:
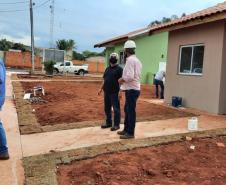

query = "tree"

[73,51,85,60]
[150,20,161,26]
[162,17,171,23]
[56,39,76,51]
[11,43,27,52]
[0,39,13,51]
[82,50,104,59]
[149,13,186,27]
[171,15,178,20]
[181,13,186,17]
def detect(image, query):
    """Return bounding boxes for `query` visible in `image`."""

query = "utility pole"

[30,0,35,73]
[50,0,55,48]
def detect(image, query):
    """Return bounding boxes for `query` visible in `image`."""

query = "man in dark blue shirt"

[98,53,123,131]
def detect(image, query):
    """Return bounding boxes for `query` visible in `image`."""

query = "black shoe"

[117,130,126,135]
[111,126,120,131]
[101,124,112,129]
[0,152,9,160]
[120,133,135,139]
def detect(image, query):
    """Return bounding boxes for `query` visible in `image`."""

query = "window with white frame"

[179,44,205,75]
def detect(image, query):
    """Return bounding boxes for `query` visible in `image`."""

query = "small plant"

[43,61,56,75]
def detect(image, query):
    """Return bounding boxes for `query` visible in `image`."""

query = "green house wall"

[105,32,168,84]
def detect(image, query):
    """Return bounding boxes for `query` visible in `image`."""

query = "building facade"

[95,30,168,84]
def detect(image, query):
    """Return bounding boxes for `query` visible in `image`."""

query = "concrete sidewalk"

[21,114,226,157]
[0,73,24,185]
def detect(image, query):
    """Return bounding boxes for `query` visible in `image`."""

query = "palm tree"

[56,39,76,51]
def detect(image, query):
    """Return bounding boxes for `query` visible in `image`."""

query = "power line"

[0,0,50,13]
[35,0,51,9]
[49,0,54,48]
[30,0,35,72]
[0,1,29,5]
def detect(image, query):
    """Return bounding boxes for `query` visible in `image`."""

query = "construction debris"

[190,145,195,150]
[28,97,47,104]
[216,142,225,148]
[24,93,31,100]
[186,136,193,141]
[23,86,46,104]
[33,86,45,96]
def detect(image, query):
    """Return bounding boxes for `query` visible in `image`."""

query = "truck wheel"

[53,69,59,74]
[78,70,85,76]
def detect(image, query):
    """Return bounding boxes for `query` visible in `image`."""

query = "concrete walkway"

[21,114,226,157]
[0,72,24,185]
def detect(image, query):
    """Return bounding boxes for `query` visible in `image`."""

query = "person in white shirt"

[118,40,142,139]
[154,70,166,99]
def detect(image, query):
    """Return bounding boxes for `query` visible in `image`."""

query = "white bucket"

[188,117,198,131]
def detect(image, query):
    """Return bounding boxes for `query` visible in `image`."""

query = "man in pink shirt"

[118,40,142,139]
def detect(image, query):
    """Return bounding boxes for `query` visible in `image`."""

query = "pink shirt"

[121,55,142,91]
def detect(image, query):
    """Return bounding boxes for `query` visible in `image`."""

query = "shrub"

[43,61,56,75]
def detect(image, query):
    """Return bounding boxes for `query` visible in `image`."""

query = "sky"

[0,0,225,52]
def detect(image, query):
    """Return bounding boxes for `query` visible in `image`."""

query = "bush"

[43,61,56,75]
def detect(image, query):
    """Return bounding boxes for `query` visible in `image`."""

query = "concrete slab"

[0,73,24,185]
[21,114,226,157]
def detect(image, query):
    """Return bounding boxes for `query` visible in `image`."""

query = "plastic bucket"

[172,96,182,107]
[188,117,198,131]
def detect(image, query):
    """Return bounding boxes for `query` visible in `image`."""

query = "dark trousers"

[104,92,121,127]
[0,122,8,155]
[154,79,164,99]
[124,90,140,136]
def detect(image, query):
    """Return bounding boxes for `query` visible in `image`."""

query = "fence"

[4,51,42,69]
[43,49,64,63]
[73,60,105,73]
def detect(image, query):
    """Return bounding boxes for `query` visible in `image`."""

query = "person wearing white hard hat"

[118,40,142,139]
[98,53,123,131]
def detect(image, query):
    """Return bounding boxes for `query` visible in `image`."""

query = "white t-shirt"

[155,71,165,81]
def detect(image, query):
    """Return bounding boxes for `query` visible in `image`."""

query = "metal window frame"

[119,51,125,66]
[178,44,204,76]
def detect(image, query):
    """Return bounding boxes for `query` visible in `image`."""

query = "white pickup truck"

[53,61,89,76]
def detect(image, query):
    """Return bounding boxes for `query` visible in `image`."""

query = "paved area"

[21,114,226,157]
[0,72,24,185]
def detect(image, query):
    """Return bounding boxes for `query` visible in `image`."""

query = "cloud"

[0,34,40,46]
[0,0,224,52]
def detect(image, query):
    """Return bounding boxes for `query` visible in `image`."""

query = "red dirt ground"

[21,81,188,126]
[57,136,226,185]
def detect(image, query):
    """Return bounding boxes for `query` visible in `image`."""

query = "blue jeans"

[0,122,8,155]
[124,90,140,136]
[104,92,121,127]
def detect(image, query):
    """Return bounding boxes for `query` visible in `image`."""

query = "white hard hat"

[124,40,136,49]
[110,52,119,60]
